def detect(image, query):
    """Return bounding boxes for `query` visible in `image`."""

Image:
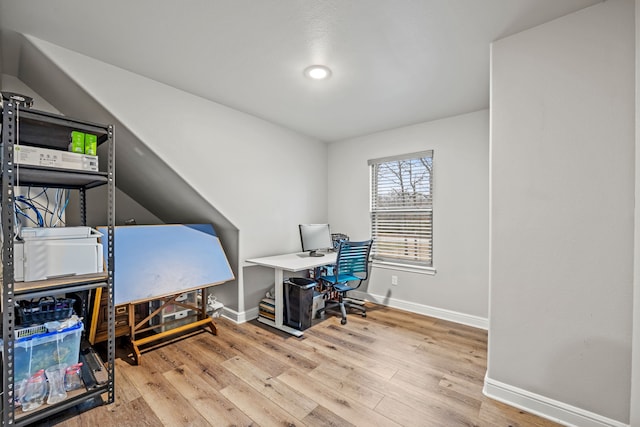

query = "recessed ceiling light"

[304,65,332,80]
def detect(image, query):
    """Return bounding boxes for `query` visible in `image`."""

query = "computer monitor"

[299,224,332,257]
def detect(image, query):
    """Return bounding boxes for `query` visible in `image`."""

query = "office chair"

[317,239,373,325]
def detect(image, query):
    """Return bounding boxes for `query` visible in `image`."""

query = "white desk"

[246,251,336,337]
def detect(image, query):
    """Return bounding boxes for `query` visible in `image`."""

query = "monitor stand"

[308,250,324,257]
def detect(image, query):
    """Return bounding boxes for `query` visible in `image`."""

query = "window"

[369,150,433,267]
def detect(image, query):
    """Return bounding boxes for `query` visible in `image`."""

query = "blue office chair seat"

[332,282,357,293]
[317,239,373,325]
[321,274,361,285]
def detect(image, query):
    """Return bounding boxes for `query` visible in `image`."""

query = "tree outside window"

[369,150,433,267]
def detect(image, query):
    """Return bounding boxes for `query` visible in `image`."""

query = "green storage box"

[70,131,85,154]
[84,133,97,156]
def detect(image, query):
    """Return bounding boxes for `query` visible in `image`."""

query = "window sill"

[371,260,436,275]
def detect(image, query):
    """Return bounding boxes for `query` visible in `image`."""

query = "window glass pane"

[370,153,433,266]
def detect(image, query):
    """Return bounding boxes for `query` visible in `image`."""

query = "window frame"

[368,150,435,273]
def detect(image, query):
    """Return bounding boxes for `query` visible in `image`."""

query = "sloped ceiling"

[1,0,601,142]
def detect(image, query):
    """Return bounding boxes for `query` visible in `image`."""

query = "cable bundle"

[14,188,70,233]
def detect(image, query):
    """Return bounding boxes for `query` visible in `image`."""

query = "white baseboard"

[483,376,629,427]
[220,306,258,324]
[234,292,487,330]
[349,290,488,330]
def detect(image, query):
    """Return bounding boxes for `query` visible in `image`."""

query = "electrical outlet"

[391,275,398,286]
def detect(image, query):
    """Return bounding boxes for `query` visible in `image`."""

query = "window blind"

[369,150,433,267]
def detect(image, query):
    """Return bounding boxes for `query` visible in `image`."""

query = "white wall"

[1,74,163,228]
[0,33,4,77]
[21,35,328,259]
[632,2,640,425]
[328,110,490,327]
[8,37,329,318]
[488,1,635,426]
[1,74,58,112]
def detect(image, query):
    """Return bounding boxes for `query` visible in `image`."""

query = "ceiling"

[1,0,602,142]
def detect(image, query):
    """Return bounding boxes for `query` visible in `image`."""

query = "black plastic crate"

[16,297,75,326]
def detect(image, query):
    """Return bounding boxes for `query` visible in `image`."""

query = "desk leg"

[274,268,284,326]
[257,267,303,337]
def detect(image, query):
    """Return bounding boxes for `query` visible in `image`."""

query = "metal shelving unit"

[0,99,115,426]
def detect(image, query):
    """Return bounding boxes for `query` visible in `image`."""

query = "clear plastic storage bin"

[2,322,83,383]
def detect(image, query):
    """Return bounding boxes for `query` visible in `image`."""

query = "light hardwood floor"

[39,304,562,427]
